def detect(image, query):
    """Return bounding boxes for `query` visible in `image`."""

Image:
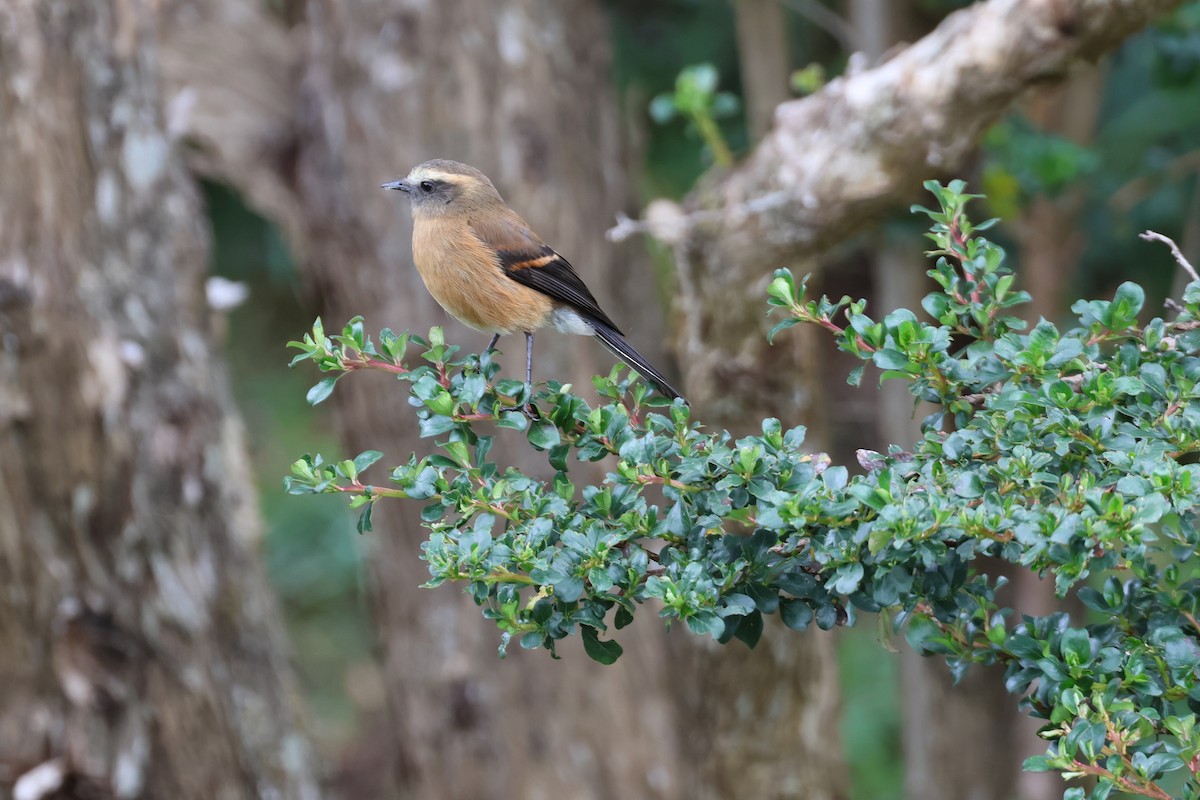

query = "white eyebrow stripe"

[412,171,462,184]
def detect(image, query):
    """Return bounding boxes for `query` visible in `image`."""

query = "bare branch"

[779,0,858,53]
[1141,229,1200,284]
[661,0,1185,414]
[683,0,1183,270]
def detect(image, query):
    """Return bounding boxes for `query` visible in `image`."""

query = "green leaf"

[1140,363,1168,398]
[953,473,985,498]
[353,450,384,473]
[554,575,585,603]
[528,421,560,450]
[767,317,799,343]
[872,348,912,371]
[1111,281,1145,322]
[733,611,763,649]
[356,501,374,534]
[780,599,813,631]
[496,411,530,431]
[648,93,678,124]
[1153,627,1200,672]
[767,270,796,306]
[830,563,864,595]
[1022,755,1055,773]
[684,62,718,95]
[1061,628,1092,667]
[711,92,740,118]
[581,626,623,665]
[921,292,949,319]
[419,414,456,438]
[685,612,726,638]
[904,613,946,655]
[1028,320,1059,355]
[442,440,472,468]
[719,593,757,617]
[306,376,339,405]
[615,606,634,630]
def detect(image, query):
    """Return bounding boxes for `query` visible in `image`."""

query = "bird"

[382,159,684,401]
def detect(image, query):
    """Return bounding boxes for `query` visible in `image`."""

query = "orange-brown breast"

[411,216,554,334]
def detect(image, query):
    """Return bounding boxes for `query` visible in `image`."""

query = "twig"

[778,0,857,51]
[959,372,1098,409]
[1069,760,1173,800]
[1182,609,1200,639]
[606,212,652,243]
[606,191,798,245]
[1141,230,1200,284]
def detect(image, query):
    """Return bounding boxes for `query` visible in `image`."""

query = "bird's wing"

[469,211,622,333]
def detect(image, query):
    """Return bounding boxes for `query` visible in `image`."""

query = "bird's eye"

[419,180,434,193]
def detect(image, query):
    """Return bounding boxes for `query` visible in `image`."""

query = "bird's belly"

[416,253,552,335]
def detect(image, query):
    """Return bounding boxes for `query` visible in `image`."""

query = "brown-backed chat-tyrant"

[383,160,683,401]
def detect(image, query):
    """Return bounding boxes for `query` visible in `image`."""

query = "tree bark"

[836,3,1030,797]
[0,2,319,798]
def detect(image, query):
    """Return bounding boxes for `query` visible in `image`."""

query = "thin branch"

[959,372,1091,408]
[608,191,798,245]
[1140,230,1200,284]
[1069,760,1174,800]
[778,0,857,51]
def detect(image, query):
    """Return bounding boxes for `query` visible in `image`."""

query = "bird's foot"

[520,383,541,420]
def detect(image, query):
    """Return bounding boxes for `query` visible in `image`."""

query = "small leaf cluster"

[649,63,739,167]
[288,181,1200,799]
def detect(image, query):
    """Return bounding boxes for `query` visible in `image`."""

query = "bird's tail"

[591,320,685,401]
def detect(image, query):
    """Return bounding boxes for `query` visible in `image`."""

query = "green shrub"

[287,182,1200,800]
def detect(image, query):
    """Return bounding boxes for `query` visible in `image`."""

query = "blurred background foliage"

[203,0,1200,793]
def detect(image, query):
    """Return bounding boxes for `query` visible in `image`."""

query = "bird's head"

[382,159,503,217]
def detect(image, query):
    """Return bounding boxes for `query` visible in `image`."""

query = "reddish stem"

[354,356,407,374]
[1069,760,1172,800]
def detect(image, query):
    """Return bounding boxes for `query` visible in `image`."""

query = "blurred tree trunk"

[1006,65,1108,800]
[293,2,683,798]
[845,0,897,59]
[838,3,1025,798]
[735,0,792,140]
[0,2,319,799]
[674,5,849,800]
[871,240,1024,800]
[1019,67,1106,323]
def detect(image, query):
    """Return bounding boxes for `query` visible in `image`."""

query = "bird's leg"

[522,331,539,419]
[485,333,501,352]
[524,332,534,387]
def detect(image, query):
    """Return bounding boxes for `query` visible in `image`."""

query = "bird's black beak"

[381,179,412,193]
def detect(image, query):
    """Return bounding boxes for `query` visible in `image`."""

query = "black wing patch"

[498,246,622,334]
